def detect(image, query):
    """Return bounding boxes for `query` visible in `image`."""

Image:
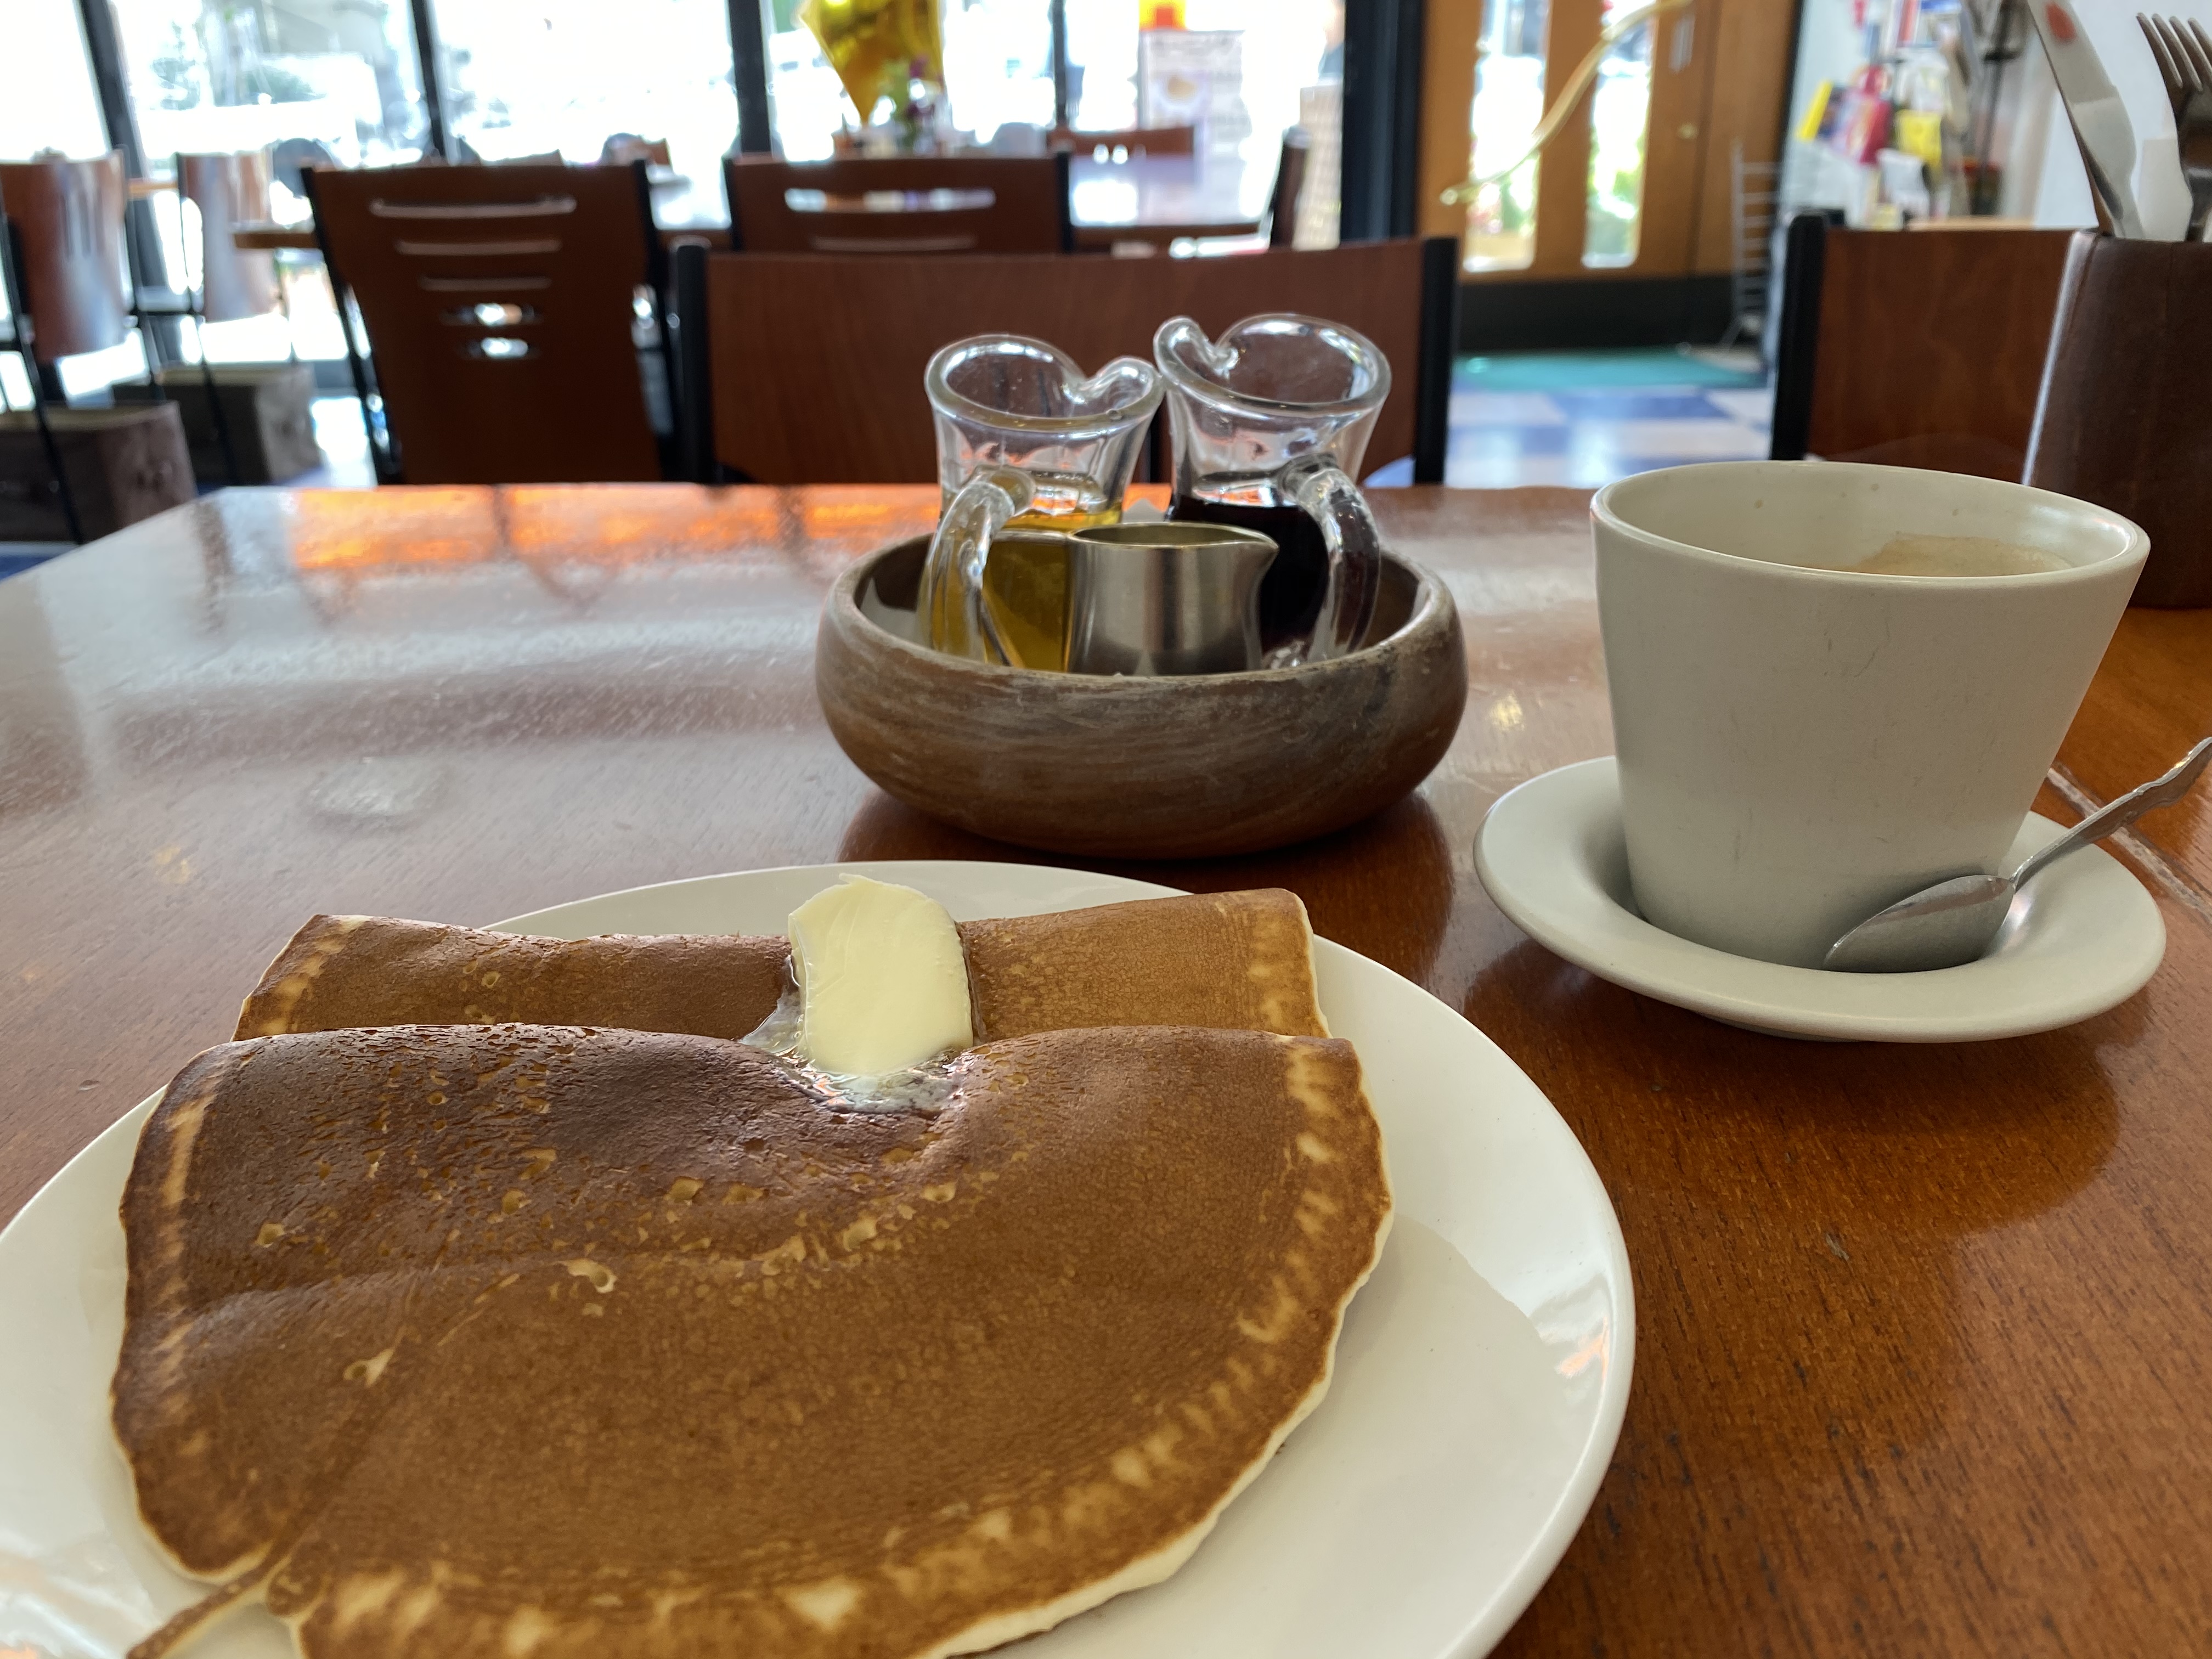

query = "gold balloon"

[802,0,946,118]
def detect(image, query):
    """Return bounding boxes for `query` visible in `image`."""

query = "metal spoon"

[1824,735,2212,974]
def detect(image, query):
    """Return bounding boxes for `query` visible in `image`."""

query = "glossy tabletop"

[2,484,2209,1657]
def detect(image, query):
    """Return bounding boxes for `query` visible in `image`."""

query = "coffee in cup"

[1590,461,2147,969]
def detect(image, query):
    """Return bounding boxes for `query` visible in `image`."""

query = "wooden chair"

[0,155,131,365]
[1768,215,2076,479]
[673,236,1460,485]
[1048,126,1195,158]
[180,153,281,324]
[723,155,1072,255]
[0,154,133,541]
[303,161,668,484]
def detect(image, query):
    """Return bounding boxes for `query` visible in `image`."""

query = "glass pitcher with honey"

[918,335,1161,669]
[1155,313,1390,665]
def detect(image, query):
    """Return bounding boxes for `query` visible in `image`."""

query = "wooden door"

[1418,0,1796,283]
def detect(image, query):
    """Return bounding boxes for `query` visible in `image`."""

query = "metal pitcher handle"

[919,465,1035,664]
[1286,458,1383,664]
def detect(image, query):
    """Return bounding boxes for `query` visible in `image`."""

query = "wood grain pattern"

[1809,227,2074,480]
[816,537,1468,857]
[1688,0,1797,273]
[304,162,665,484]
[2,483,2210,1656]
[2025,233,2212,606]
[0,153,131,360]
[702,241,1430,483]
[723,154,1067,254]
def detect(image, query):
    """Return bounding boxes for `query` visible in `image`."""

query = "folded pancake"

[117,1020,1389,1659]
[235,889,1325,1044]
[234,916,791,1043]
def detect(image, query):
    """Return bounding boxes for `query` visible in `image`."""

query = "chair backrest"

[1769,216,2075,479]
[1048,126,1196,157]
[679,237,1459,485]
[303,161,663,484]
[1267,129,1311,250]
[0,154,128,362]
[724,155,1072,255]
[179,151,280,323]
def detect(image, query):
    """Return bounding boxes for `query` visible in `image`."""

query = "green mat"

[1457,347,1764,391]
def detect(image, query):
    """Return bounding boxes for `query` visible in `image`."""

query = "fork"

[2137,13,2212,238]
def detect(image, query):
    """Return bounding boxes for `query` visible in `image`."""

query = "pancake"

[235,916,791,1043]
[117,1020,1389,1659]
[235,890,1325,1044]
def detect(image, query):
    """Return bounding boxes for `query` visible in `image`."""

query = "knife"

[2025,0,2147,236]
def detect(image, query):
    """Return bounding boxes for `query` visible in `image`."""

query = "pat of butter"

[788,876,973,1076]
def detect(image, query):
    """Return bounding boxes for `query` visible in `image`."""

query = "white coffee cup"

[1592,461,2147,969]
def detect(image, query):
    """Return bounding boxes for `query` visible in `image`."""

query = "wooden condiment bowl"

[817,535,1467,858]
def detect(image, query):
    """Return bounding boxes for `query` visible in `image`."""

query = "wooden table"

[3,484,2208,1656]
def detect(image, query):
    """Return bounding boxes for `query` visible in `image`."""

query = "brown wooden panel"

[1689,0,1796,273]
[724,155,1065,254]
[1419,0,1483,242]
[1808,226,2075,479]
[1631,0,1722,274]
[703,240,1426,483]
[1531,0,1605,274]
[179,151,280,322]
[0,153,129,360]
[304,162,663,484]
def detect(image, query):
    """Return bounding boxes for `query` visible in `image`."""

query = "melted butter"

[744,974,961,1116]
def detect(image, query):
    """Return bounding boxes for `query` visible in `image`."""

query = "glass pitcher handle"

[1286,459,1384,664]
[919,465,1035,665]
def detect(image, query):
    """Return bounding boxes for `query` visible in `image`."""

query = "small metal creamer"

[1064,522,1279,677]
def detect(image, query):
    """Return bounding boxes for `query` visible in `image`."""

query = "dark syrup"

[1166,495,1327,651]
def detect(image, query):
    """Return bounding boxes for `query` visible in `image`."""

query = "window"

[109,0,429,176]
[1466,0,1547,271]
[0,1,107,161]
[434,0,741,227]
[1583,0,1652,267]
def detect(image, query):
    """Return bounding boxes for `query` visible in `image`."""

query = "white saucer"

[1474,758,2165,1042]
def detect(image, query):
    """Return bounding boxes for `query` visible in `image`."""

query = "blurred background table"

[1,484,2208,1656]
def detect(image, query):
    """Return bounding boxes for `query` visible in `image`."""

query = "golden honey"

[930,474,1119,671]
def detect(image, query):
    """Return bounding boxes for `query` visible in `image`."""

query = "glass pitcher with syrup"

[919,335,1161,669]
[1154,313,1390,665]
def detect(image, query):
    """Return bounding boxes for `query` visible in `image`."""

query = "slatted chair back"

[179,151,281,323]
[723,155,1071,255]
[0,153,129,362]
[676,237,1459,486]
[303,161,664,483]
[1770,216,2076,480]
[1047,126,1196,157]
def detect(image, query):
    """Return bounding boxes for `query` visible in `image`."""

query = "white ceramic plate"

[0,861,1632,1659]
[1476,758,2166,1042]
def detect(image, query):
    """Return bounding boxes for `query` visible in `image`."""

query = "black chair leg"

[23,359,84,546]
[1413,235,1460,486]
[673,241,716,484]
[1768,213,1831,462]
[191,316,243,487]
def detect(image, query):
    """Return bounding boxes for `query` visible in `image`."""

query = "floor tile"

[1703,386,1777,428]
[1446,424,1573,459]
[1549,390,1728,422]
[1447,391,1566,428]
[1572,419,1769,462]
